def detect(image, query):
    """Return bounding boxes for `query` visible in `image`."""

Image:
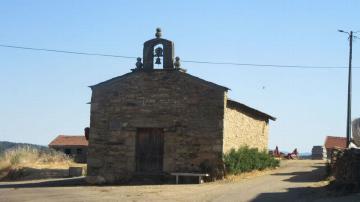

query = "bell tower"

[142,28,175,70]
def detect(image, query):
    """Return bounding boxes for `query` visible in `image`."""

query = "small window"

[77,148,83,154]
[64,148,71,155]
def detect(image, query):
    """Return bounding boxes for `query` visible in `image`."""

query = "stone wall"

[330,148,360,192]
[223,100,269,153]
[86,70,226,184]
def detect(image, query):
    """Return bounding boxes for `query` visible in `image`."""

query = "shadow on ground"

[0,177,87,188]
[270,165,325,183]
[0,176,180,188]
[251,164,330,202]
[252,186,328,202]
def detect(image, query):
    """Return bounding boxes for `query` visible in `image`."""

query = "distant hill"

[0,141,47,154]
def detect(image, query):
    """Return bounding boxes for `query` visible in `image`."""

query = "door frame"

[135,128,165,173]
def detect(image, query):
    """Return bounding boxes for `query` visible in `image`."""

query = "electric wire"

[1,43,359,69]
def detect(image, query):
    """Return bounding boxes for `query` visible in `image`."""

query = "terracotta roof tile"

[49,135,88,147]
[324,136,346,149]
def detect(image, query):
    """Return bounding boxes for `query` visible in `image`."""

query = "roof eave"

[49,144,88,147]
[227,99,276,121]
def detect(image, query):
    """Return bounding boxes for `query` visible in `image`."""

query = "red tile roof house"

[49,135,88,163]
[324,136,347,158]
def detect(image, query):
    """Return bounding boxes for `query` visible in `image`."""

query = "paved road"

[0,160,355,202]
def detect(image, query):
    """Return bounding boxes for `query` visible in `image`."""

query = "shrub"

[0,146,72,168]
[0,146,75,180]
[223,146,280,175]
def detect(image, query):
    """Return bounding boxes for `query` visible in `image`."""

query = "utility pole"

[347,31,353,147]
[338,30,356,147]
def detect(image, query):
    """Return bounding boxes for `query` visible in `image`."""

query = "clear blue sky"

[0,1,359,152]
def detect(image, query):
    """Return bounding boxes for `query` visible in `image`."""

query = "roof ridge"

[90,70,229,91]
[326,136,346,139]
[58,134,83,136]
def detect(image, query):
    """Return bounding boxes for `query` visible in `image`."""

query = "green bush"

[223,146,280,175]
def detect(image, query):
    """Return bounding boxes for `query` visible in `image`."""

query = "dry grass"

[0,146,75,180]
[1,146,72,167]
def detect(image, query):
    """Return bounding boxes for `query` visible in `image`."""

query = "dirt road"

[0,160,355,202]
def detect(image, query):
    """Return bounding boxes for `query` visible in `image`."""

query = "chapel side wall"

[223,106,269,154]
[86,70,226,183]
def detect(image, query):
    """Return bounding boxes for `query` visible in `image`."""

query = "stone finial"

[135,57,143,69]
[174,56,181,69]
[155,28,162,38]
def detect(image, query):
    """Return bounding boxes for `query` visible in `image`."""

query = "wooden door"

[136,128,164,173]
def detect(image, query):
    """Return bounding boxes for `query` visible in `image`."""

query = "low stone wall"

[3,167,69,181]
[330,148,360,192]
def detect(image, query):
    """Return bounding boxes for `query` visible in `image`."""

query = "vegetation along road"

[1,160,358,202]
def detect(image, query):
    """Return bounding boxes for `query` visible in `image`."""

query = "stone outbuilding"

[324,136,347,158]
[49,135,88,163]
[86,29,276,184]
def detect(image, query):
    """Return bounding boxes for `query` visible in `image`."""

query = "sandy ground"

[0,160,359,202]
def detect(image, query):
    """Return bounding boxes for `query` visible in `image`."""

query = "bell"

[155,57,161,65]
[155,47,163,57]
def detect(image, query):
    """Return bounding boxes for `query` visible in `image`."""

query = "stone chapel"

[86,28,276,184]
